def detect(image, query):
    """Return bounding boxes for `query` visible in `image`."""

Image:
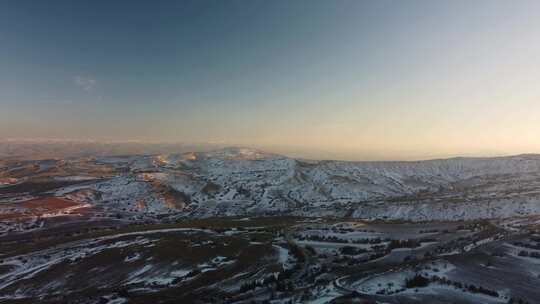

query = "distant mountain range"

[3,146,540,224]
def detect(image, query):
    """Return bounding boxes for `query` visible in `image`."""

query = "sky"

[2,0,540,160]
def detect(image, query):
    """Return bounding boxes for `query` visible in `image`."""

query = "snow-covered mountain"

[5,147,540,221]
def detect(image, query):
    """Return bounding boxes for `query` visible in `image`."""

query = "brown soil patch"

[0,197,85,221]
[0,177,19,185]
[21,197,78,211]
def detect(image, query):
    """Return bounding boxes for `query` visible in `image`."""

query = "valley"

[2,147,540,303]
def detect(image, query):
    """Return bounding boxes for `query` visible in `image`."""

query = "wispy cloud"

[73,76,96,91]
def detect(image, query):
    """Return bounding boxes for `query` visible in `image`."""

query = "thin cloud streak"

[73,76,96,91]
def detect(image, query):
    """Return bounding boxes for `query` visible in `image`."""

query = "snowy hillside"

[107,150,540,220]
[3,148,540,221]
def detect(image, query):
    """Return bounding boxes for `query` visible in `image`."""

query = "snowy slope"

[38,149,540,221]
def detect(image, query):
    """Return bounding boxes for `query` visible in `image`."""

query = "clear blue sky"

[2,0,540,160]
